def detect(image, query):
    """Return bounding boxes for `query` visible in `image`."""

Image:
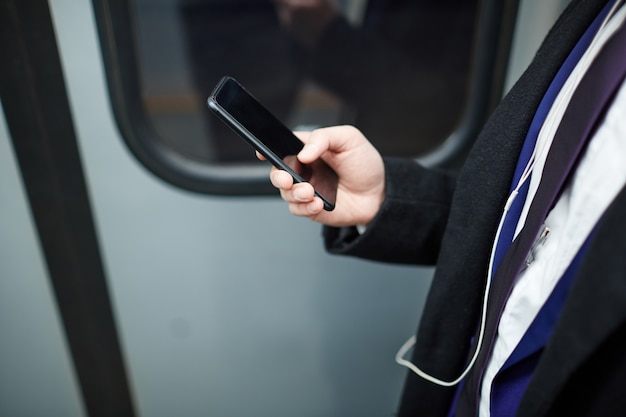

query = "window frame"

[92,0,520,195]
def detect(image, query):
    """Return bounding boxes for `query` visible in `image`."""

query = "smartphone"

[208,76,338,211]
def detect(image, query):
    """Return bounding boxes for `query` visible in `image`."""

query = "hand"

[273,0,340,47]
[262,125,385,227]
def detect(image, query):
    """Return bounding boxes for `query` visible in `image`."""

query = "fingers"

[296,125,362,164]
[259,125,359,166]
[294,130,326,164]
[258,125,377,224]
[268,166,325,217]
[269,168,294,190]
[288,196,325,217]
[270,168,314,203]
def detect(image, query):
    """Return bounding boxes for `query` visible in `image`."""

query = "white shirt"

[479,4,626,416]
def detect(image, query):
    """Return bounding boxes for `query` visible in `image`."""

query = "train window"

[94,0,518,194]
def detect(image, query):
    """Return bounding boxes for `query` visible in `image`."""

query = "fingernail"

[294,188,307,201]
[300,143,317,159]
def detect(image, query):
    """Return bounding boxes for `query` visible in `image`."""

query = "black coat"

[324,0,626,415]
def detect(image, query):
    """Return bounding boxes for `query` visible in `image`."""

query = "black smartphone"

[208,76,338,211]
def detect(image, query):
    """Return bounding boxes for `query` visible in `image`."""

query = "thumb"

[295,128,336,164]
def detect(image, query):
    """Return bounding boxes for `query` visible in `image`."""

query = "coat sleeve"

[323,157,457,265]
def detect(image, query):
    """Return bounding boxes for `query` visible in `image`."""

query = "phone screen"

[208,76,338,211]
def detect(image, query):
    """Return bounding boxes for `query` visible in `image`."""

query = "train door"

[0,0,568,415]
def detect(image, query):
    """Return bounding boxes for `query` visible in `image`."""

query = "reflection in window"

[133,0,479,165]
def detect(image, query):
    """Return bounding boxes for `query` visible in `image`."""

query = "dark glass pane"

[132,0,479,164]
